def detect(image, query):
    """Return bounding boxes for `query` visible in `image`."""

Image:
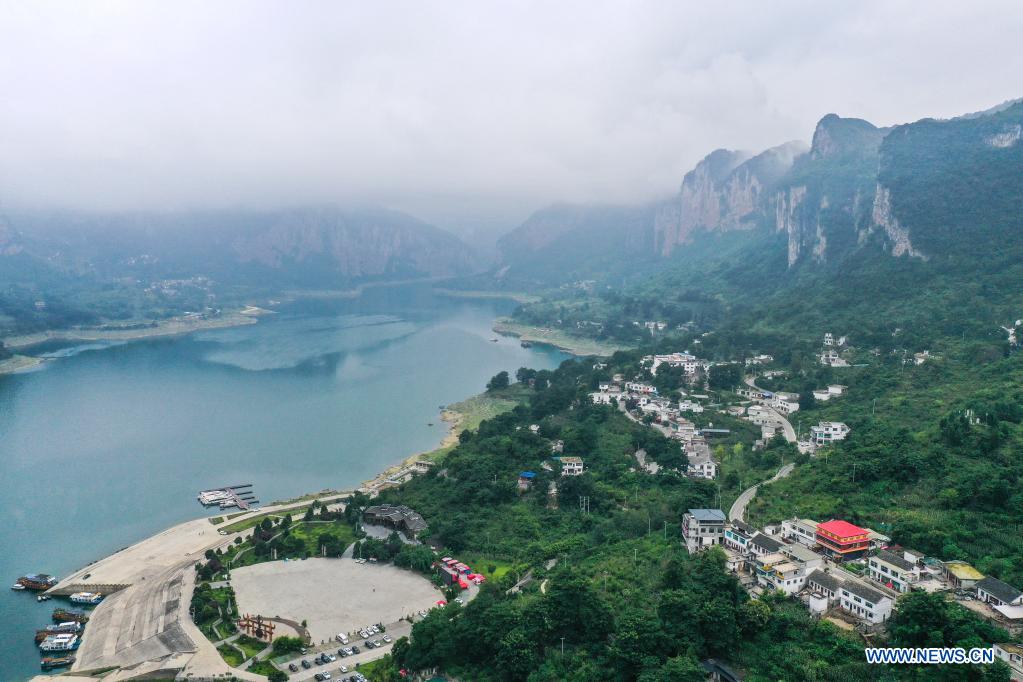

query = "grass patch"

[449,554,517,581]
[235,634,269,660]
[247,659,280,676]
[493,317,630,357]
[217,643,244,668]
[209,516,225,525]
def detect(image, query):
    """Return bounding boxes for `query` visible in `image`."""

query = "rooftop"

[977,576,1022,603]
[843,580,887,604]
[751,534,783,553]
[944,560,984,581]
[873,549,915,572]
[818,519,868,538]
[688,508,726,523]
[807,569,842,592]
[783,544,822,563]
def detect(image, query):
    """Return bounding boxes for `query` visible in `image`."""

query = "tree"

[487,371,510,391]
[271,635,304,656]
[708,364,741,390]
[268,670,289,682]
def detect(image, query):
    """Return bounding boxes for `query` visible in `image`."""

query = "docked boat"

[16,573,58,591]
[70,591,103,605]
[11,583,26,590]
[52,608,89,624]
[39,633,80,652]
[35,622,82,642]
[40,656,75,671]
[37,594,51,602]
[520,341,532,348]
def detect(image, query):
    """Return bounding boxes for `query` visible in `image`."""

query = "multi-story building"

[781,518,820,547]
[868,549,919,593]
[811,422,850,446]
[806,569,842,604]
[839,581,893,624]
[724,520,755,553]
[754,552,806,595]
[559,456,584,476]
[816,519,870,560]
[682,508,726,554]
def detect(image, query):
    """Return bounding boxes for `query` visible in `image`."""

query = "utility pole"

[647,514,651,536]
[663,520,667,540]
[561,637,565,656]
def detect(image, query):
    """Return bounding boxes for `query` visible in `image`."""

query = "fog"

[1,1,1022,234]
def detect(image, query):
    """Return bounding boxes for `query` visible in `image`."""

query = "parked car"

[289,663,299,672]
[315,674,324,681]
[364,640,374,649]
[373,640,383,648]
[351,645,360,654]
[383,635,392,643]
[302,660,312,669]
[340,665,349,673]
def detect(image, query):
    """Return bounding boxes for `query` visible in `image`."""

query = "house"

[748,532,784,558]
[839,580,893,624]
[812,389,832,401]
[362,504,429,539]
[529,424,540,434]
[559,456,584,476]
[724,520,755,553]
[976,576,1023,607]
[598,382,621,393]
[682,508,726,553]
[625,381,658,395]
[943,560,984,589]
[646,353,699,376]
[781,543,824,572]
[754,552,806,595]
[551,439,564,453]
[726,405,746,417]
[745,354,774,366]
[517,471,537,491]
[747,405,781,426]
[993,643,1023,681]
[678,399,704,413]
[868,549,919,593]
[811,422,850,446]
[806,569,843,603]
[914,350,931,365]
[816,519,871,560]
[827,384,847,396]
[823,332,835,347]
[413,460,434,474]
[820,349,849,367]
[687,446,718,480]
[781,518,820,548]
[772,394,800,414]
[589,392,615,405]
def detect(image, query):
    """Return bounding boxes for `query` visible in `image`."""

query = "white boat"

[69,592,103,605]
[11,583,26,591]
[39,633,80,651]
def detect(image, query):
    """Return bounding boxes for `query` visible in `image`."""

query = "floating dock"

[197,484,258,510]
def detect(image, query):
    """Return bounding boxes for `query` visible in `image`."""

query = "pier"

[197,484,259,511]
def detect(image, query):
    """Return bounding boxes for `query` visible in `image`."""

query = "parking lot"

[231,557,441,644]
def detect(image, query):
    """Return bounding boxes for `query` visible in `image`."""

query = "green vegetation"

[234,634,268,660]
[217,643,244,668]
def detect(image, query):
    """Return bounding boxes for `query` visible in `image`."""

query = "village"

[582,333,1022,673]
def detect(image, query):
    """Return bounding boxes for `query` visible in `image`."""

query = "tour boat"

[69,592,103,605]
[16,574,58,591]
[52,608,89,624]
[39,633,80,652]
[11,583,25,591]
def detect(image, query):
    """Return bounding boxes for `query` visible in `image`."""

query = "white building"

[811,422,850,446]
[625,381,658,395]
[559,456,585,477]
[828,384,847,396]
[812,389,832,401]
[781,518,820,548]
[819,349,849,367]
[914,350,931,365]
[682,508,726,553]
[687,446,718,480]
[589,392,615,405]
[868,549,919,593]
[745,354,774,366]
[773,397,800,415]
[645,353,699,377]
[976,576,1023,607]
[993,643,1023,680]
[839,581,893,624]
[678,399,704,414]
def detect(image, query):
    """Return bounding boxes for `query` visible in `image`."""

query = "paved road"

[744,376,797,442]
[728,462,795,522]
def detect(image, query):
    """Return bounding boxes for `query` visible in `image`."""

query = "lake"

[0,285,567,680]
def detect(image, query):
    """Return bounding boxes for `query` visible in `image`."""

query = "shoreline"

[492,317,630,357]
[1,307,269,353]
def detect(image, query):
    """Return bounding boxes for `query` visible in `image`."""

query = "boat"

[37,594,51,602]
[52,608,89,624]
[36,621,82,641]
[490,338,499,342]
[16,574,58,591]
[39,633,80,652]
[11,583,26,591]
[70,591,103,605]
[40,656,75,671]
[520,341,532,348]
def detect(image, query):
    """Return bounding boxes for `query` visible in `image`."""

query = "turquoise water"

[0,286,567,680]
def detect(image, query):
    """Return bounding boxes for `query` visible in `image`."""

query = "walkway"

[728,462,795,521]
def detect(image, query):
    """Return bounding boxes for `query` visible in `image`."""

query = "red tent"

[435,600,447,606]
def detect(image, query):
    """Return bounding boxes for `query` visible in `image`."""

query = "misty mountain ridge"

[491,97,1023,286]
[0,205,477,288]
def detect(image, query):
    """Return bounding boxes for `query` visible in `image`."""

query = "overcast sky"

[1,1,1021,234]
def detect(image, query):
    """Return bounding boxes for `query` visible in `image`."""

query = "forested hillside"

[357,357,1013,681]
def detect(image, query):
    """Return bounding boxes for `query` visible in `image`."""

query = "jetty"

[197,484,258,510]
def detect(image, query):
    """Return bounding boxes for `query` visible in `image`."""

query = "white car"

[340,665,349,673]
[368,626,378,634]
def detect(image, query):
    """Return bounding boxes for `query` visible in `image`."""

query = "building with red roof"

[816,519,870,560]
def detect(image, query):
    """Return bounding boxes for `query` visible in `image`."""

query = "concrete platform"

[231,558,441,643]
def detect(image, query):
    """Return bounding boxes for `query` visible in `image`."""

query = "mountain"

[0,206,477,332]
[493,99,1023,290]
[3,206,476,287]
